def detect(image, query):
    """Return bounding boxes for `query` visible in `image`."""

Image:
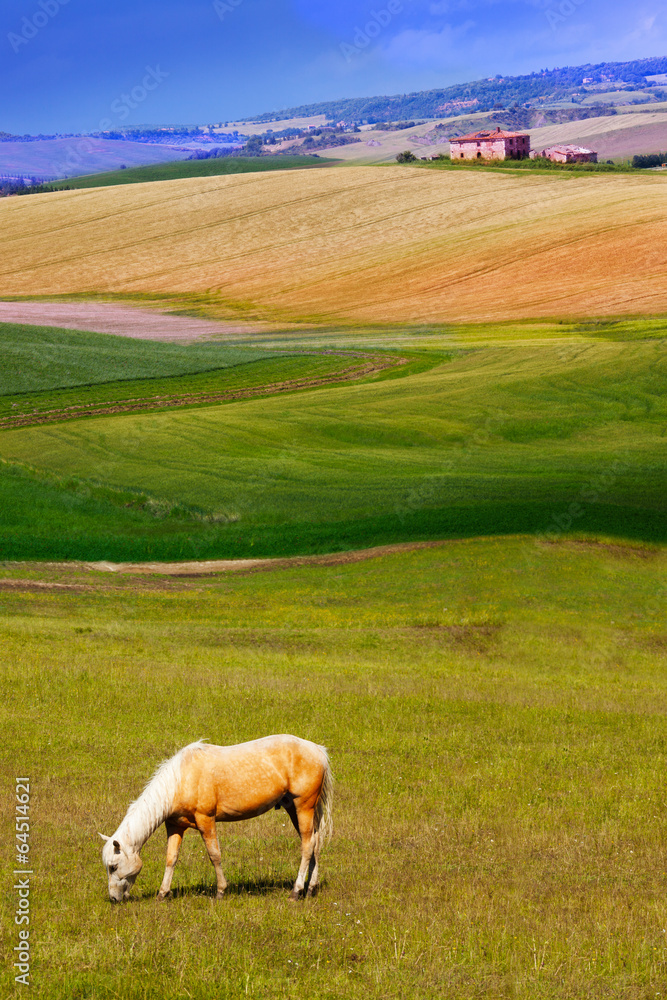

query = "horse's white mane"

[116,740,207,849]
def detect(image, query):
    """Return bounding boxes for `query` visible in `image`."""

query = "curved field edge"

[45,154,338,190]
[0,319,663,561]
[0,535,661,582]
[0,331,663,559]
[0,351,417,430]
[0,320,280,395]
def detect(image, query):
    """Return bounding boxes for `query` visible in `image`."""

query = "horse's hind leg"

[306,830,321,898]
[195,813,228,899]
[157,821,184,901]
[285,799,316,901]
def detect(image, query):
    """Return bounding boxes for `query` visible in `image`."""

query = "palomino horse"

[99,734,333,902]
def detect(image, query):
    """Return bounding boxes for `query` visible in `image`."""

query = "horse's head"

[99,833,143,902]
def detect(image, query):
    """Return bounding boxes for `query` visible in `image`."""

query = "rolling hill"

[528,110,667,159]
[0,136,189,181]
[240,57,667,123]
[321,109,667,163]
[41,155,333,190]
[1,166,666,323]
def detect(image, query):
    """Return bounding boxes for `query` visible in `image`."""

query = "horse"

[99,734,333,903]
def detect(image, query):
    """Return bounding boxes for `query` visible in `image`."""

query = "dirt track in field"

[82,540,450,576]
[0,538,656,588]
[0,541,453,587]
[0,300,266,342]
[0,355,403,429]
[0,300,405,429]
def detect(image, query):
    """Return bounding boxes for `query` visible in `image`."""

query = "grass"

[0,322,282,395]
[0,321,411,428]
[1,165,666,324]
[415,156,632,173]
[0,321,663,559]
[40,155,336,191]
[0,348,424,430]
[0,537,666,998]
[1,158,665,998]
[0,354,374,426]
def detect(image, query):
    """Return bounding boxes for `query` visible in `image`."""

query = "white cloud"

[380,21,476,65]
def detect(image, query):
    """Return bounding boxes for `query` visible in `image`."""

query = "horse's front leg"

[157,821,184,901]
[195,813,228,899]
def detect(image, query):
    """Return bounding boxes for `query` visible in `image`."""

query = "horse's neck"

[116,773,175,850]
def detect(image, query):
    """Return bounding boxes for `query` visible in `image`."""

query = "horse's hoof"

[288,889,301,902]
[306,885,319,899]
[156,892,168,902]
[216,890,226,900]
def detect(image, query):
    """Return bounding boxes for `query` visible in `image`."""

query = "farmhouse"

[533,145,598,163]
[449,127,530,161]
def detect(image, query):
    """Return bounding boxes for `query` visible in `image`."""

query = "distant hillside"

[242,57,667,124]
[40,155,334,191]
[0,137,188,181]
[442,105,620,138]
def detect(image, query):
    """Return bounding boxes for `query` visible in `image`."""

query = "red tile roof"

[451,127,529,142]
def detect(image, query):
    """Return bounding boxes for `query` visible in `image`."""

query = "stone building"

[449,127,530,161]
[533,144,598,163]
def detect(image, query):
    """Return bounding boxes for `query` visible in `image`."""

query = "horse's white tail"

[314,747,334,848]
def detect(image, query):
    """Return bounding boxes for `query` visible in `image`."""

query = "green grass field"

[43,155,335,190]
[415,157,631,174]
[0,322,283,395]
[0,352,383,428]
[0,305,664,998]
[0,317,663,560]
[1,538,666,999]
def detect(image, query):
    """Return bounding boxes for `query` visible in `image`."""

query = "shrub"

[632,152,667,168]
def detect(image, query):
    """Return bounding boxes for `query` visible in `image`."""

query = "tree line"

[240,57,667,125]
[632,153,667,168]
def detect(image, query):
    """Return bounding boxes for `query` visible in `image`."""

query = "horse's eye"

[109,865,117,874]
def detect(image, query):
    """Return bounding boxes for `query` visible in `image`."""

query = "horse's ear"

[113,839,122,854]
[98,833,109,842]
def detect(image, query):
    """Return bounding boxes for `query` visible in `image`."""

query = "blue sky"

[2,0,665,133]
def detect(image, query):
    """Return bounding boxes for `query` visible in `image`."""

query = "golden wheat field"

[2,165,667,323]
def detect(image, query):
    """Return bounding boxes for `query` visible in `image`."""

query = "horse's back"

[174,735,328,821]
